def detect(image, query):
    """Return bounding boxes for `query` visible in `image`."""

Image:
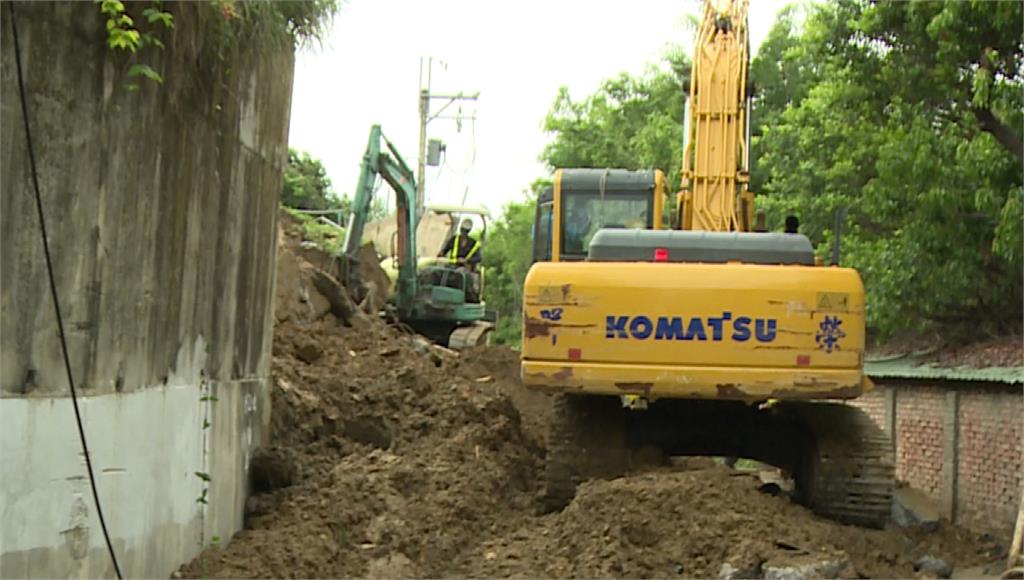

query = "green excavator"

[341,124,494,348]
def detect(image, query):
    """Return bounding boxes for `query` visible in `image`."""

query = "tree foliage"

[281,148,345,212]
[483,55,693,346]
[754,0,1023,339]
[542,53,690,193]
[482,192,540,345]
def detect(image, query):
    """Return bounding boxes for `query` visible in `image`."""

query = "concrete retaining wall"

[0,2,293,577]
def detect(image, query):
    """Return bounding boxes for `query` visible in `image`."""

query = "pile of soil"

[929,334,1023,368]
[869,330,1022,369]
[459,465,1001,579]
[180,211,1004,579]
[182,217,543,578]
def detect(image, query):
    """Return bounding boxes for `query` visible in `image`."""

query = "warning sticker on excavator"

[816,292,849,312]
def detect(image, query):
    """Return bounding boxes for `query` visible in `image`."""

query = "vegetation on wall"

[483,0,1022,346]
[97,0,174,88]
[283,207,346,255]
[96,0,340,90]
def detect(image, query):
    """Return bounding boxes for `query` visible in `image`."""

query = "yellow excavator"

[521,0,894,527]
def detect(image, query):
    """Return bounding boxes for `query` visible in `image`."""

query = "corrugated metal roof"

[865,354,1024,384]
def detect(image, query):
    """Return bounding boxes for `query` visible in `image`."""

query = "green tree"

[753,0,1023,339]
[483,55,691,346]
[748,4,819,193]
[281,148,344,212]
[483,181,548,346]
[491,0,1023,345]
[541,53,690,193]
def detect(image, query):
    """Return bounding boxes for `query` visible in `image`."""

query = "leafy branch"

[97,0,174,89]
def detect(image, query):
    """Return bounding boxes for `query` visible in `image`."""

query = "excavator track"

[448,321,494,350]
[540,397,894,527]
[785,402,895,528]
[542,394,630,512]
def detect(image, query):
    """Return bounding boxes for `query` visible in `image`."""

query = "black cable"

[7,4,123,578]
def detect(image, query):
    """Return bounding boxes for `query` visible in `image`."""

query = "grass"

[283,206,346,255]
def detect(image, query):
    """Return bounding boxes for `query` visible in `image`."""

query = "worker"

[440,218,482,268]
[784,215,799,234]
[439,218,482,301]
[564,206,592,254]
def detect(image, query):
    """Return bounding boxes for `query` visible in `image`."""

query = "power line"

[443,114,478,177]
[7,4,123,578]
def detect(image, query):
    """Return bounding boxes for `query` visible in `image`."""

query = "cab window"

[532,201,553,263]
[561,193,652,259]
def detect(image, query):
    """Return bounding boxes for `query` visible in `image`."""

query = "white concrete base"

[1,377,264,578]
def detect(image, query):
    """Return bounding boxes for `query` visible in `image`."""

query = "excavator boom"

[680,0,755,232]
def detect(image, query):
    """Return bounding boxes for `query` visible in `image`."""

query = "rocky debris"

[293,338,323,364]
[915,555,953,578]
[893,486,942,531]
[310,269,365,326]
[366,552,418,578]
[353,242,391,314]
[763,557,856,579]
[720,562,763,579]
[459,466,1001,579]
[951,561,1013,578]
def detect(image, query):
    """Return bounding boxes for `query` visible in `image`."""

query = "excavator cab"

[530,169,666,264]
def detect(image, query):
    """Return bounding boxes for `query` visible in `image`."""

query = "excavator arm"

[679,0,755,232]
[342,124,419,317]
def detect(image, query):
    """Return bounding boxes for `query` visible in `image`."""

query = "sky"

[288,0,791,218]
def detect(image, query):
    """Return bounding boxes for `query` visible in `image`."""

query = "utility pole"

[417,57,479,218]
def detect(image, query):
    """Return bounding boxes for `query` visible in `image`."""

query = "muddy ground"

[180,216,1006,579]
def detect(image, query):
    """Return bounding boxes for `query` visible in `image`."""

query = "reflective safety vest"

[448,232,480,263]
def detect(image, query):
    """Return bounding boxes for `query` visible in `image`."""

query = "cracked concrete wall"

[0,2,292,577]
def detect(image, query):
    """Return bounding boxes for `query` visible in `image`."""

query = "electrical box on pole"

[427,139,445,166]
[416,56,479,217]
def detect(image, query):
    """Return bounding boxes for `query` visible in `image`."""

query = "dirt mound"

[870,330,1023,369]
[181,210,1003,579]
[460,466,1000,579]
[182,214,544,578]
[456,345,553,447]
[930,334,1023,368]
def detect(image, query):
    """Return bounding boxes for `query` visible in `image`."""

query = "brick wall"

[957,390,1023,534]
[849,380,1022,538]
[894,386,946,497]
[850,387,887,429]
